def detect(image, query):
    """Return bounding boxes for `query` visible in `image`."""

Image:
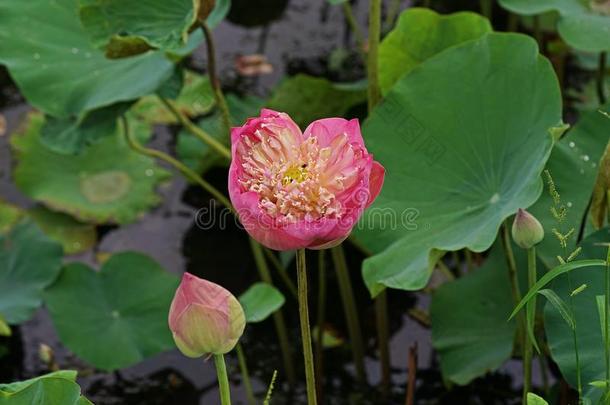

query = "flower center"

[282,164,309,186]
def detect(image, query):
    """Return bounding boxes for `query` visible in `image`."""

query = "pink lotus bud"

[228,109,386,251]
[511,208,544,249]
[168,273,245,358]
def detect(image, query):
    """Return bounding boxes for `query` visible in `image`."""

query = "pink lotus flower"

[168,273,245,358]
[228,109,385,251]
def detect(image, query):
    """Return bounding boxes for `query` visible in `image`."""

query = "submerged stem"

[201,23,231,135]
[297,249,318,405]
[236,343,255,405]
[214,354,232,405]
[331,244,367,382]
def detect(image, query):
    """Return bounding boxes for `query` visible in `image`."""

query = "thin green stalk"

[331,244,367,382]
[436,258,455,280]
[315,250,327,403]
[121,116,233,211]
[523,247,537,403]
[598,52,607,105]
[567,272,582,399]
[201,22,231,136]
[159,96,231,160]
[376,290,391,397]
[341,2,366,62]
[249,238,296,385]
[214,354,232,405]
[533,15,542,49]
[465,249,473,273]
[236,343,255,405]
[500,222,525,353]
[263,248,298,300]
[297,249,317,405]
[367,0,382,111]
[604,247,610,398]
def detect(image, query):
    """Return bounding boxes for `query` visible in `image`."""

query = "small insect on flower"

[228,109,386,251]
[168,273,245,358]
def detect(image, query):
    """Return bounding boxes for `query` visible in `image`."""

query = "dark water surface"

[0,1,528,403]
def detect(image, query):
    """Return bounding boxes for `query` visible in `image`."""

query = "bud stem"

[523,247,537,404]
[213,354,231,405]
[297,249,317,405]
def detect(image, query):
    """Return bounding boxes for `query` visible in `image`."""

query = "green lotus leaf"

[0,200,23,234]
[239,282,285,323]
[379,8,492,95]
[28,207,97,255]
[177,94,264,173]
[0,370,92,405]
[528,105,609,268]
[11,113,170,224]
[354,33,562,296]
[267,74,366,128]
[0,222,63,324]
[544,228,610,403]
[430,244,518,385]
[44,252,180,371]
[499,0,610,52]
[132,71,215,125]
[0,0,175,118]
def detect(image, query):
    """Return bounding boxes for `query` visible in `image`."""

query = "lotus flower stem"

[236,343,256,405]
[331,244,367,382]
[297,249,317,405]
[315,250,327,402]
[367,0,382,111]
[249,239,296,385]
[598,52,607,105]
[201,22,231,136]
[214,354,232,405]
[120,116,233,211]
[522,247,537,403]
[605,246,610,400]
[263,248,298,300]
[158,96,231,160]
[341,2,366,62]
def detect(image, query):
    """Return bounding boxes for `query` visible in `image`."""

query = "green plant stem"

[500,222,525,353]
[331,244,367,382]
[598,52,607,106]
[159,96,231,160]
[376,290,391,396]
[201,22,231,136]
[523,247,537,404]
[479,0,492,20]
[214,354,232,405]
[121,116,233,211]
[436,258,455,280]
[384,0,402,29]
[465,249,473,273]
[367,0,382,111]
[249,238,296,385]
[297,249,317,405]
[341,2,366,63]
[236,343,256,405]
[315,250,327,403]
[605,246,610,400]
[263,248,298,300]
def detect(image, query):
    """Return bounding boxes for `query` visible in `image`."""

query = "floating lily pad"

[379,8,492,95]
[28,207,97,255]
[239,283,285,323]
[0,201,23,234]
[132,71,215,125]
[177,94,264,173]
[44,252,180,371]
[0,222,63,324]
[0,370,92,404]
[544,228,610,402]
[267,74,366,127]
[12,113,171,224]
[528,105,609,268]
[430,244,518,385]
[0,0,175,117]
[499,0,610,52]
[354,33,562,296]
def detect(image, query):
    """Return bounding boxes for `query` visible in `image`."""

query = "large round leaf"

[544,228,610,402]
[0,371,92,405]
[0,222,63,324]
[430,244,518,385]
[11,113,171,224]
[499,0,610,52]
[44,252,180,371]
[529,105,609,268]
[0,0,175,117]
[354,33,562,296]
[379,8,492,95]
